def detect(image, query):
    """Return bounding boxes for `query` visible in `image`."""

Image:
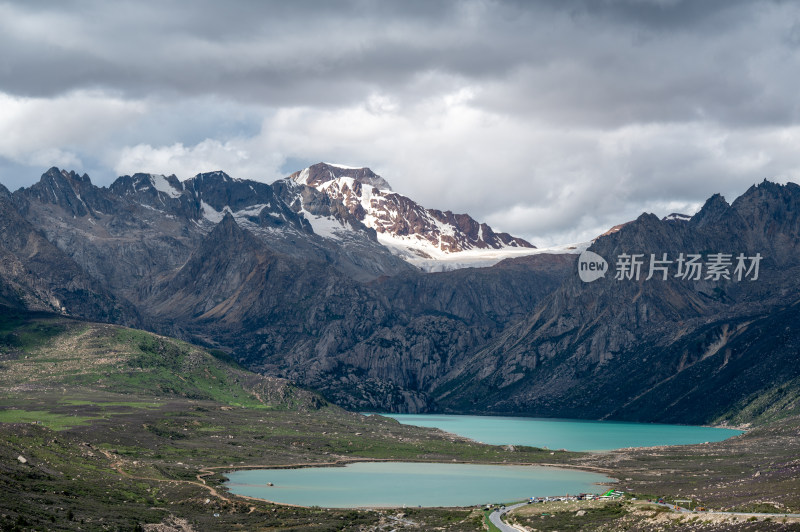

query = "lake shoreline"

[218,414,743,508]
[379,413,744,451]
[215,456,618,477]
[223,461,615,509]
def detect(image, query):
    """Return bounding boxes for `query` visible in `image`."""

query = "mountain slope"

[0,180,139,325]
[12,168,208,306]
[433,181,800,423]
[142,213,574,411]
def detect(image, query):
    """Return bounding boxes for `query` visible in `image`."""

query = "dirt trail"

[97,448,233,504]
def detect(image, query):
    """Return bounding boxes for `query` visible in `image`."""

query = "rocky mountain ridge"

[0,178,139,324]
[1,166,798,423]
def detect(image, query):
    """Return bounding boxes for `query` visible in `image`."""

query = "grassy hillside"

[0,308,561,531]
[714,376,800,427]
[0,309,323,415]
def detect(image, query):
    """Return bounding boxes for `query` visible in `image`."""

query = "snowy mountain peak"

[291,162,392,192]
[281,163,535,266]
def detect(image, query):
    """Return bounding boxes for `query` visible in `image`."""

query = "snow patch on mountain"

[150,174,182,198]
[300,209,350,240]
[201,200,226,223]
[388,240,589,272]
[295,167,311,186]
[235,204,269,217]
[324,162,363,170]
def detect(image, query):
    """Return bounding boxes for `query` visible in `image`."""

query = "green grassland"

[0,308,563,530]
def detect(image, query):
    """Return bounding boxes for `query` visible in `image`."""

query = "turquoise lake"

[225,415,743,507]
[225,462,613,508]
[380,414,744,451]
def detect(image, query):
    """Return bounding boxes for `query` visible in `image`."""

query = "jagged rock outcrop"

[0,183,140,324]
[13,170,206,306]
[14,167,115,218]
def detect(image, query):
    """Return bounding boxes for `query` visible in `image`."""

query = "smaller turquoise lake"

[225,462,612,508]
[379,414,743,451]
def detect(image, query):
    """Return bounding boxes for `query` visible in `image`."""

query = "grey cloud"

[0,1,465,97]
[4,0,795,128]
[550,0,755,32]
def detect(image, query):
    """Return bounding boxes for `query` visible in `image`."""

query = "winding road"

[488,502,528,532]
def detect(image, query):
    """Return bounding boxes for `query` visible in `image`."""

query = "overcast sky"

[2,0,800,246]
